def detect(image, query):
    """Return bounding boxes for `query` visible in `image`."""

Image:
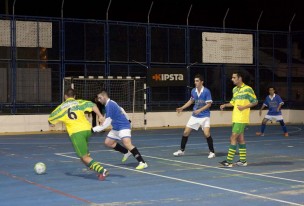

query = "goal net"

[63,76,146,129]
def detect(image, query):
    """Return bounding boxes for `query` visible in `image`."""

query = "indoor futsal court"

[1,124,303,206]
[1,1,304,206]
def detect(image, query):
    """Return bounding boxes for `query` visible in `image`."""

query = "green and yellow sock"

[238,144,247,162]
[226,145,237,163]
[88,160,104,173]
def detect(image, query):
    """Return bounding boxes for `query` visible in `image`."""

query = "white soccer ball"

[34,162,46,175]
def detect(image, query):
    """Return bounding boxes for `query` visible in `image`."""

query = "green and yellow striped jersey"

[229,83,257,123]
[48,98,94,135]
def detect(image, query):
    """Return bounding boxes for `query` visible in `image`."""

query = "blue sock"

[261,124,266,133]
[279,120,287,133]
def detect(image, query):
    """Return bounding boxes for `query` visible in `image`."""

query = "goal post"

[63,76,147,130]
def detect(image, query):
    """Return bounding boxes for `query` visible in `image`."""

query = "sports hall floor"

[1,124,304,206]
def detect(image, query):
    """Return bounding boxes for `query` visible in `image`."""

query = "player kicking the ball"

[48,88,109,180]
[92,90,148,170]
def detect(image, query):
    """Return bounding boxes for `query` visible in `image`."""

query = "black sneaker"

[219,160,233,167]
[235,160,248,166]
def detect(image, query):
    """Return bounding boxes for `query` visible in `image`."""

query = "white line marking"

[261,169,304,175]
[142,155,304,184]
[55,153,304,206]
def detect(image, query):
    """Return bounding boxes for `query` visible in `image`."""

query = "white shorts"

[265,115,283,122]
[186,116,210,131]
[107,129,131,141]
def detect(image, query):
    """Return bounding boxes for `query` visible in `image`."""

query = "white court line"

[54,135,304,181]
[142,155,304,184]
[53,136,304,155]
[55,153,304,206]
[261,169,304,175]
[0,126,302,144]
[104,126,303,140]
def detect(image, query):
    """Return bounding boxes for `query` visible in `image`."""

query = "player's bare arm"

[176,99,194,113]
[220,103,233,110]
[277,103,283,112]
[259,104,266,116]
[193,102,212,115]
[92,105,105,124]
[237,102,258,111]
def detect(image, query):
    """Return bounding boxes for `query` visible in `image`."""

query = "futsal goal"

[63,76,147,129]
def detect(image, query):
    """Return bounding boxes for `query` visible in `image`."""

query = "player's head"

[194,74,204,88]
[268,86,276,95]
[231,71,244,86]
[64,87,75,100]
[97,90,109,105]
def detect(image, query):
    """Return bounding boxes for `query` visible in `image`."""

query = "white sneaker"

[235,160,248,166]
[208,152,216,159]
[122,151,132,163]
[173,150,185,156]
[136,161,148,170]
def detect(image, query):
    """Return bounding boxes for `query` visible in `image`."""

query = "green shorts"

[70,130,91,157]
[232,123,247,134]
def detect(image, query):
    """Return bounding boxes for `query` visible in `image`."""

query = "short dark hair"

[65,87,75,97]
[194,74,204,81]
[233,71,244,79]
[269,86,276,91]
[97,90,108,97]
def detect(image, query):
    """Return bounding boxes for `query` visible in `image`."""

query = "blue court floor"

[0,124,304,206]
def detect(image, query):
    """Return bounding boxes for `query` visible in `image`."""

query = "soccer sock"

[279,120,288,133]
[130,147,145,163]
[181,136,188,151]
[226,145,237,163]
[113,143,129,154]
[88,160,104,173]
[261,124,266,133]
[238,144,247,162]
[206,136,214,153]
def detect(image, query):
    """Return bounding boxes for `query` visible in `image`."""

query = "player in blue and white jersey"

[92,90,148,170]
[256,87,288,137]
[173,74,216,158]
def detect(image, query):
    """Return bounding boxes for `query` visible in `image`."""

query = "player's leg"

[278,118,288,136]
[70,131,108,180]
[236,132,248,166]
[173,126,192,156]
[105,130,129,154]
[106,130,133,163]
[122,137,147,168]
[256,117,269,136]
[201,117,215,158]
[219,123,245,167]
[120,130,148,170]
[173,116,199,156]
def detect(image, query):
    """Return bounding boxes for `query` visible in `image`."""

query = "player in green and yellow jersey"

[48,87,109,180]
[219,71,258,167]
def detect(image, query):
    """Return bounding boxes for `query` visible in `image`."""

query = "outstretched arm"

[92,117,112,132]
[259,104,266,116]
[92,105,105,123]
[176,99,194,113]
[220,103,233,110]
